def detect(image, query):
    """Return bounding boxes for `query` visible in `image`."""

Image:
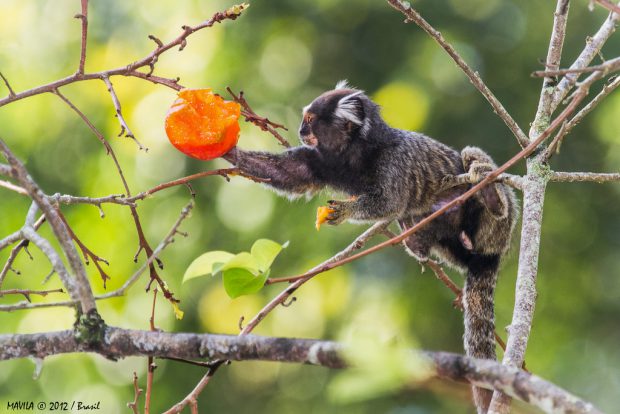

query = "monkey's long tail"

[463,255,500,414]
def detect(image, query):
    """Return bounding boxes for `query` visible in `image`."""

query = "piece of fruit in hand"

[165,88,241,160]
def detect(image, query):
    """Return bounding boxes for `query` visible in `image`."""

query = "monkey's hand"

[325,199,355,226]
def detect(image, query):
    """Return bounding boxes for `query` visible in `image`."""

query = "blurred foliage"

[1,0,619,412]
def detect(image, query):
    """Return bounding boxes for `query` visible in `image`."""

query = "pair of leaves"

[183,239,288,298]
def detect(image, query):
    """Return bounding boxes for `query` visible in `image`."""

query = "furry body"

[223,83,517,413]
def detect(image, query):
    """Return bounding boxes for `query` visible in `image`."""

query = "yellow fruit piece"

[316,206,334,231]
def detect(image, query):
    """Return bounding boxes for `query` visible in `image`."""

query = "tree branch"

[75,0,88,75]
[550,1,620,112]
[386,0,530,148]
[533,56,620,77]
[545,75,620,159]
[102,75,143,150]
[0,140,96,313]
[550,171,620,182]
[490,1,572,411]
[0,328,602,414]
[0,4,249,107]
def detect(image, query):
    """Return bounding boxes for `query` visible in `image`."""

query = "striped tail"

[463,255,500,414]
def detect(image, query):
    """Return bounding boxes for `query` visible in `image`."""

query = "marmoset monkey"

[223,81,517,413]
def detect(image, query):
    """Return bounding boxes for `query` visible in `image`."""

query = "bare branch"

[0,4,249,108]
[75,0,89,75]
[0,288,64,302]
[0,72,16,98]
[533,56,620,77]
[102,76,144,150]
[0,179,28,195]
[0,328,602,414]
[594,0,620,14]
[545,75,620,159]
[550,2,620,112]
[127,372,143,414]
[531,0,570,138]
[0,230,25,252]
[386,0,530,148]
[0,215,45,288]
[0,138,96,313]
[226,87,291,148]
[550,171,620,182]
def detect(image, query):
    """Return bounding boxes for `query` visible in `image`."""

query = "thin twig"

[0,3,249,108]
[0,140,96,313]
[386,0,530,148]
[0,215,45,288]
[532,56,620,77]
[594,0,620,14]
[127,372,142,414]
[0,72,15,98]
[226,87,290,148]
[545,75,620,159]
[0,179,27,195]
[75,0,89,75]
[550,1,620,112]
[57,210,111,288]
[550,171,620,182]
[0,288,64,302]
[101,76,144,150]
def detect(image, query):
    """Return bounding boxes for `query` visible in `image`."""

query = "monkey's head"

[299,81,378,154]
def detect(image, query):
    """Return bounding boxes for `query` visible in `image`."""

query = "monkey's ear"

[335,91,364,126]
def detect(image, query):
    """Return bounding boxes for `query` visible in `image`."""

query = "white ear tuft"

[335,91,364,125]
[335,80,351,90]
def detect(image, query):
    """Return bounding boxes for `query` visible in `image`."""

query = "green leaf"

[221,252,261,274]
[250,239,287,272]
[183,251,235,283]
[223,268,268,299]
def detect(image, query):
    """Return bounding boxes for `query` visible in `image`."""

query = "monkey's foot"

[468,161,494,183]
[325,199,353,225]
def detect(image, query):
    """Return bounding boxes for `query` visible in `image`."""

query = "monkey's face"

[299,83,370,154]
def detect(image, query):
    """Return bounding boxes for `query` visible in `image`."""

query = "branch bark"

[490,1,570,411]
[0,328,601,414]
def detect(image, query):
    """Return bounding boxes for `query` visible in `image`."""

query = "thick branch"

[0,139,96,313]
[489,1,572,411]
[0,328,601,414]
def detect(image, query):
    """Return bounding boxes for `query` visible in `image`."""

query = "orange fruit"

[315,206,335,231]
[165,88,241,160]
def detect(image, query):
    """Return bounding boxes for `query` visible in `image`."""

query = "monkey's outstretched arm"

[223,147,325,195]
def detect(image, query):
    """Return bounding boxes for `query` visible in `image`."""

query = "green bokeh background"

[1,0,620,412]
